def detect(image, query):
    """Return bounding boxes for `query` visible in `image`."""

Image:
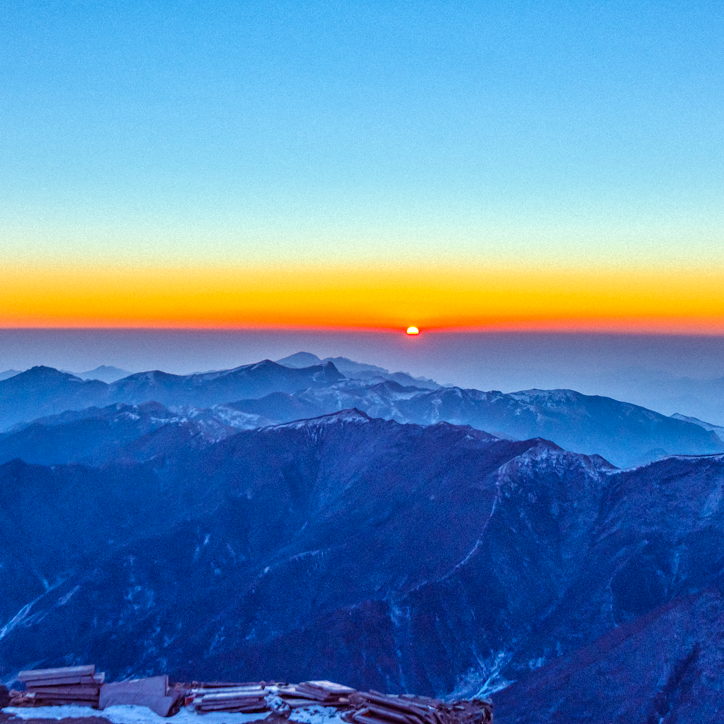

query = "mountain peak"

[74,365,131,383]
[15,366,83,382]
[276,352,323,368]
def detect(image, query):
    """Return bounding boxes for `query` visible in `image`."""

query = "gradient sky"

[1,1,723,331]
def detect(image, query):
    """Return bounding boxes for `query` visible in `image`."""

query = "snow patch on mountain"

[269,408,372,431]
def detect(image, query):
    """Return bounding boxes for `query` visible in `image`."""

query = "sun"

[406,326,420,335]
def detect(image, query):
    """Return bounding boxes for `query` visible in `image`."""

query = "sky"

[1,0,723,332]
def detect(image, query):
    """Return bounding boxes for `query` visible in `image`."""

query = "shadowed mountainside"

[1,412,724,721]
[0,401,260,467]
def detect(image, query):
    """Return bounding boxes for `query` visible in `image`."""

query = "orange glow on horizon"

[3,262,724,335]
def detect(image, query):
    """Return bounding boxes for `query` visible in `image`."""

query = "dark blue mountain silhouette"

[1,412,724,722]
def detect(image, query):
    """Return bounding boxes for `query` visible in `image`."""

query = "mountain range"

[0,361,342,431]
[276,352,440,389]
[1,412,723,723]
[1,357,723,468]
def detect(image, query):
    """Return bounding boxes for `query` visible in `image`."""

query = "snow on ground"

[3,706,270,724]
[288,707,346,724]
[2,705,345,724]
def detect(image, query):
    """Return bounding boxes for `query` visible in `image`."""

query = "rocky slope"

[2,412,724,721]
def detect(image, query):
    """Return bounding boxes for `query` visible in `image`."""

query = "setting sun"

[406,326,420,335]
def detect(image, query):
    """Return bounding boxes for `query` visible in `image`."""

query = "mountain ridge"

[1,414,723,722]
[2,359,723,467]
[276,351,440,389]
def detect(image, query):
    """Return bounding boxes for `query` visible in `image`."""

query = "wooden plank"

[196,699,266,707]
[364,704,418,724]
[193,686,264,695]
[196,704,267,711]
[197,700,266,708]
[278,688,320,701]
[197,696,266,705]
[294,687,332,701]
[303,681,356,695]
[25,675,99,686]
[26,686,101,697]
[195,702,267,713]
[201,692,266,702]
[200,682,264,689]
[284,699,320,708]
[19,666,95,681]
[353,713,400,724]
[361,692,429,716]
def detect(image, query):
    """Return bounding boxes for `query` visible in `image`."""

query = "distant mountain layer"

[276,351,440,389]
[0,367,108,431]
[2,362,723,468]
[0,361,343,431]
[589,368,724,427]
[73,365,132,383]
[1,413,723,724]
[671,412,724,441]
[0,401,262,467]
[0,370,21,382]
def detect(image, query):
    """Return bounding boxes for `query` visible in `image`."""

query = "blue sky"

[2,0,722,269]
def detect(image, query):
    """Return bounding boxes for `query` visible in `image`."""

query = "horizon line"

[2,323,724,338]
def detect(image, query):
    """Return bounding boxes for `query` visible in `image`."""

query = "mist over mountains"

[5,330,724,424]
[2,352,724,722]
[1,356,722,468]
[0,361,343,431]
